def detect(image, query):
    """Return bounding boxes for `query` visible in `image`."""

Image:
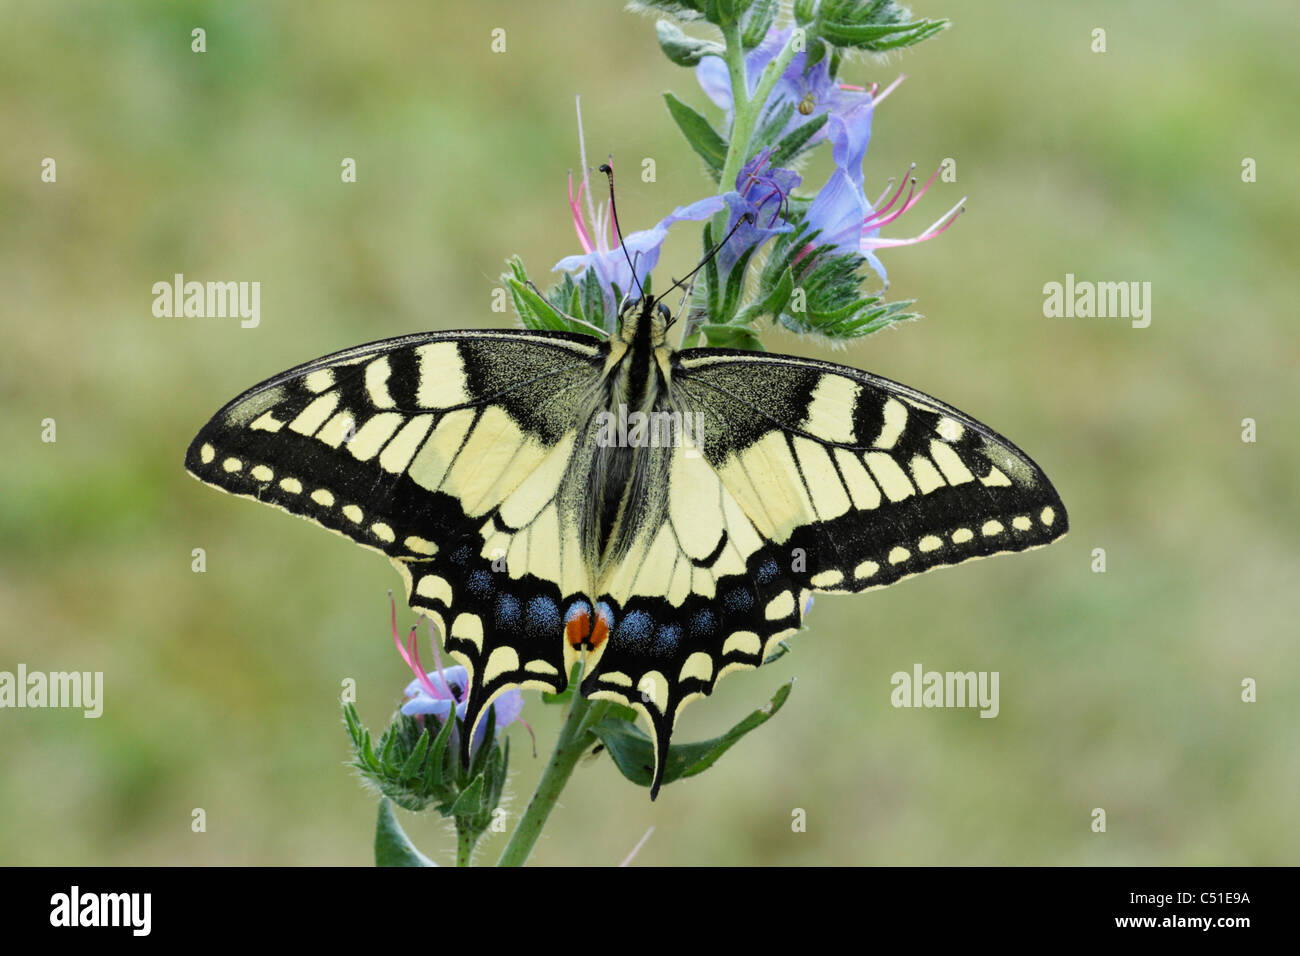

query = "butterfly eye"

[657,302,671,322]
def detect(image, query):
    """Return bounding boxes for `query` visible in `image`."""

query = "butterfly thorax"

[570,297,678,575]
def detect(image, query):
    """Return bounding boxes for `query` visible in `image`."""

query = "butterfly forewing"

[185,329,608,757]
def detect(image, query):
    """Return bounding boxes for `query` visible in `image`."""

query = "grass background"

[1,0,1296,865]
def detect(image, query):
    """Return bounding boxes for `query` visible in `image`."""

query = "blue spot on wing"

[467,570,494,599]
[689,609,716,640]
[495,593,521,631]
[612,610,654,651]
[723,586,753,614]
[526,595,560,639]
[756,557,779,584]
[652,624,681,655]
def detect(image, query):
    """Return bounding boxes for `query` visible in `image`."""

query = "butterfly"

[186,295,1067,797]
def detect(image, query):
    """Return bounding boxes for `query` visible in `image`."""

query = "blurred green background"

[2,0,1296,866]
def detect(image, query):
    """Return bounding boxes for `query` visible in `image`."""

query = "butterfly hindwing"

[184,329,607,758]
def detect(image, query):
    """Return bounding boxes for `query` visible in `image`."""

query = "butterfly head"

[618,295,672,348]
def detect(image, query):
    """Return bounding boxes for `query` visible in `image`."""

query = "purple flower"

[801,110,964,285]
[719,148,800,275]
[389,595,529,754]
[554,167,723,322]
[696,28,900,152]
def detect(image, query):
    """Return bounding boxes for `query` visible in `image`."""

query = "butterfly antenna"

[653,211,755,308]
[600,161,645,301]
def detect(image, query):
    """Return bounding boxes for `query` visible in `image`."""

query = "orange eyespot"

[589,608,610,650]
[565,609,591,649]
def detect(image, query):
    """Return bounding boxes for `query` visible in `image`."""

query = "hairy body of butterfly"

[186,296,1067,797]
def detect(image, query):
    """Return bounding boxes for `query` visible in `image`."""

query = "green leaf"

[663,92,727,180]
[753,99,796,156]
[702,223,721,321]
[810,0,948,53]
[374,799,437,867]
[769,112,828,167]
[735,264,794,326]
[579,266,609,329]
[602,701,640,724]
[721,246,756,321]
[504,260,609,339]
[398,727,431,783]
[591,680,794,789]
[506,275,568,333]
[449,774,485,817]
[656,19,724,66]
[628,0,706,22]
[701,323,766,350]
[740,0,779,48]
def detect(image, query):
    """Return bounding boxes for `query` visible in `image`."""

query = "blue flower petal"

[400,696,456,719]
[402,665,468,701]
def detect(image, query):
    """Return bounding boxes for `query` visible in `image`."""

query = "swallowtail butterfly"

[186,298,1067,796]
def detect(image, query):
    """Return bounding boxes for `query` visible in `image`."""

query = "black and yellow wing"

[580,348,1068,795]
[184,329,606,756]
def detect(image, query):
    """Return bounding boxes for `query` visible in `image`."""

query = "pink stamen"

[390,593,443,701]
[576,96,599,247]
[871,177,896,209]
[518,717,538,757]
[838,82,868,92]
[865,177,918,230]
[568,172,594,254]
[791,241,817,269]
[871,73,905,107]
[425,618,456,701]
[867,163,915,222]
[863,197,965,250]
[864,163,941,231]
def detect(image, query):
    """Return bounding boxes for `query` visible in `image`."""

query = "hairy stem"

[455,820,476,867]
[497,688,610,866]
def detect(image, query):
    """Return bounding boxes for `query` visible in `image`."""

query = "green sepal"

[702,222,721,320]
[781,244,918,339]
[579,264,609,329]
[374,798,437,867]
[807,0,948,53]
[449,774,485,817]
[753,99,797,158]
[734,263,794,327]
[343,702,511,821]
[663,92,728,181]
[739,0,779,48]
[721,246,757,320]
[590,680,794,789]
[656,19,724,66]
[700,323,767,350]
[503,258,609,339]
[627,0,706,22]
[768,112,827,167]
